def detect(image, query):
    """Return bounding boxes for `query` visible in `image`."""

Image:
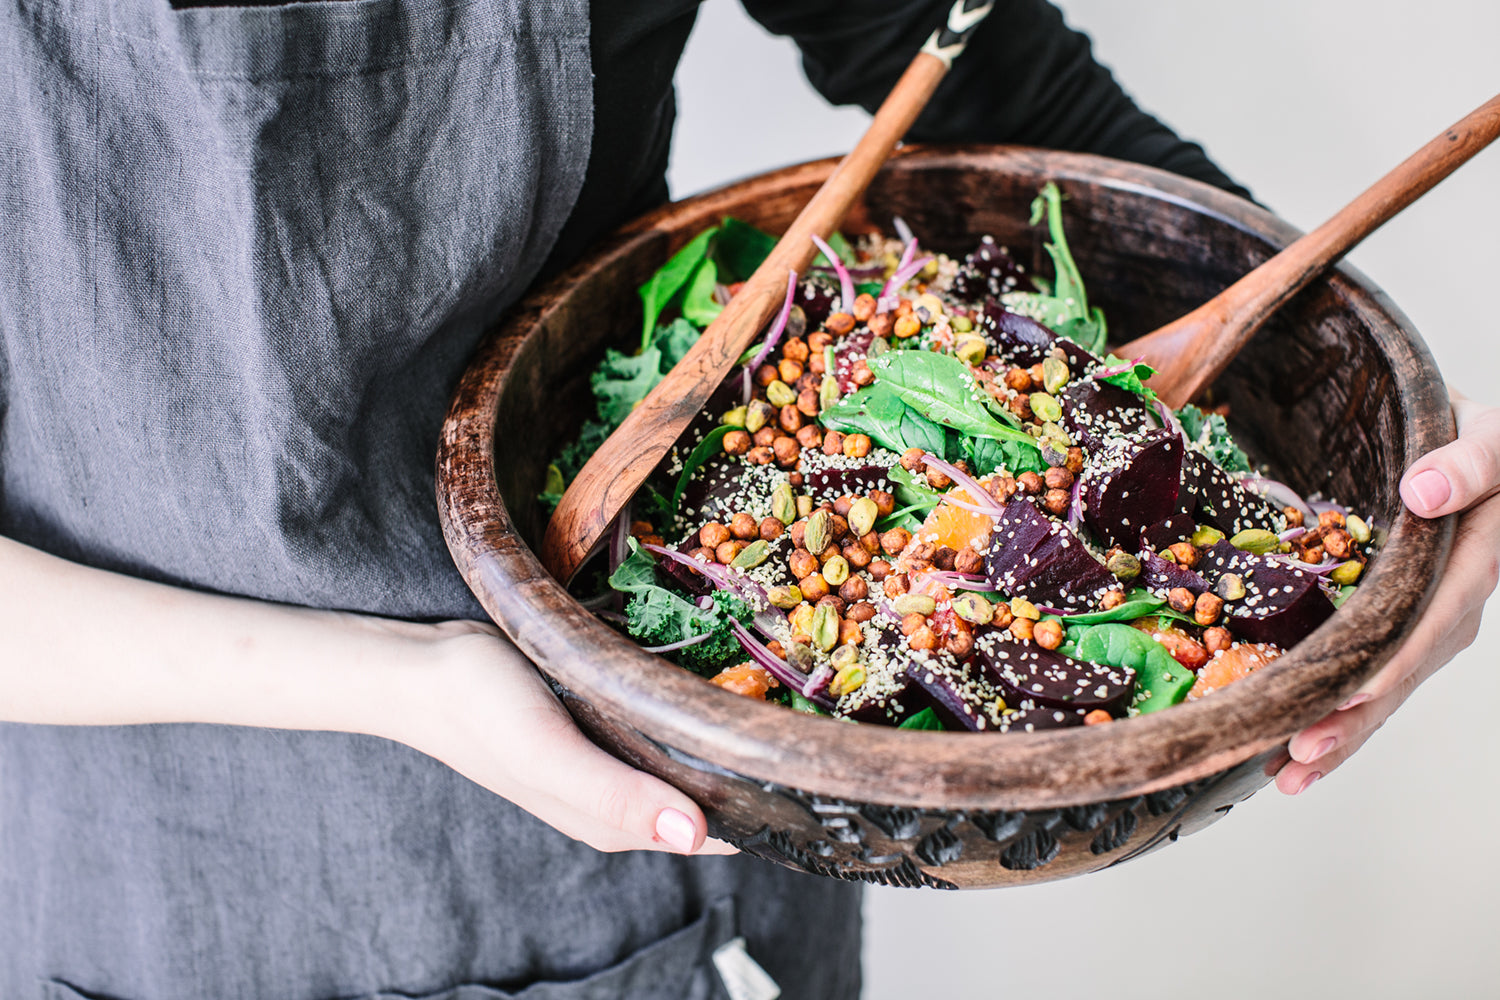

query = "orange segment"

[1188,642,1281,700]
[913,487,994,554]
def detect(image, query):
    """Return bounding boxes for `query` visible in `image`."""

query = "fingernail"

[1294,771,1322,795]
[1306,736,1336,763]
[1338,692,1371,711]
[1408,469,1451,513]
[654,808,698,852]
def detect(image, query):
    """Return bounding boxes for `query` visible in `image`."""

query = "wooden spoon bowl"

[437,146,1454,889]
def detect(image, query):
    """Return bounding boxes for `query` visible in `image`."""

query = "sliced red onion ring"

[742,270,798,403]
[919,454,1006,515]
[1238,475,1315,522]
[1092,355,1146,380]
[892,216,916,246]
[643,543,785,636]
[811,234,854,315]
[730,620,830,698]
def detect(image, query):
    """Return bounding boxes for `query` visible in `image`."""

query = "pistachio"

[771,481,797,525]
[785,641,815,675]
[1331,560,1364,586]
[788,602,815,637]
[952,592,995,625]
[950,315,973,333]
[766,380,797,408]
[1346,514,1372,544]
[847,497,879,537]
[915,292,945,318]
[892,593,937,617]
[796,494,814,518]
[811,603,841,652]
[828,663,866,698]
[821,554,850,587]
[955,335,987,366]
[745,399,774,434]
[785,304,807,340]
[1105,550,1142,580]
[730,539,770,569]
[830,644,859,669]
[722,405,748,428]
[766,584,803,609]
[1229,528,1280,554]
[1041,442,1068,468]
[819,374,841,410]
[1214,572,1246,601]
[804,509,832,556]
[867,336,888,358]
[1009,597,1040,621]
[1190,524,1225,548]
[1029,392,1062,423]
[1040,421,1073,448]
[1042,356,1070,394]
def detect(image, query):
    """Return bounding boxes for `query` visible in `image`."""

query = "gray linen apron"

[0,0,863,996]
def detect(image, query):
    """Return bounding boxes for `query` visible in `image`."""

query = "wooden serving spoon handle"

[1120,92,1500,410]
[542,1,995,582]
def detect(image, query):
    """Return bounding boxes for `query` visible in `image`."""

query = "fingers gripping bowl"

[436,147,1454,889]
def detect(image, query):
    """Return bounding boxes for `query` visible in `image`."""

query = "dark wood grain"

[1123,92,1500,408]
[436,146,1456,888]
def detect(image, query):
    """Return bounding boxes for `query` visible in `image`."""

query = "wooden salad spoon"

[542,0,997,582]
[1121,92,1500,410]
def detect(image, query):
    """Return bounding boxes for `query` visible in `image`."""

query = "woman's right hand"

[388,620,739,856]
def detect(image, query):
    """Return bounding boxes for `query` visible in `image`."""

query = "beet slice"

[1140,514,1197,552]
[1178,449,1283,535]
[993,705,1090,733]
[1136,549,1211,597]
[831,328,877,394]
[974,628,1135,716]
[675,454,754,526]
[1080,427,1184,550]
[794,273,839,328]
[982,498,1115,611]
[1196,540,1335,646]
[1059,379,1155,453]
[903,654,1003,732]
[951,236,1030,302]
[801,460,892,502]
[975,302,1057,365]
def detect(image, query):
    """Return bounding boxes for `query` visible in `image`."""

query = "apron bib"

[0,0,863,996]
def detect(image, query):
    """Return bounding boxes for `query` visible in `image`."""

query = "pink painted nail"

[1338,692,1372,711]
[1408,469,1451,513]
[1307,736,1337,763]
[1295,771,1322,795]
[654,808,698,852]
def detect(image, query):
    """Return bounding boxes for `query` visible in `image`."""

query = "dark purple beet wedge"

[1058,379,1155,453]
[794,273,839,328]
[993,705,1090,733]
[1080,427,1184,550]
[802,460,893,502]
[1136,548,1211,596]
[1177,449,1284,536]
[903,653,1003,732]
[982,498,1115,611]
[951,236,1029,302]
[1196,540,1335,647]
[1140,514,1197,552]
[973,628,1135,716]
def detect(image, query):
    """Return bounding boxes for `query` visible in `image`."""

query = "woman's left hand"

[1277,390,1500,795]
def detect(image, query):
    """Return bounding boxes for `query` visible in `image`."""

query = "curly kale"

[609,541,751,675]
[1176,404,1252,474]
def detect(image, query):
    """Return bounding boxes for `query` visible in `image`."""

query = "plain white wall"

[670,2,1500,997]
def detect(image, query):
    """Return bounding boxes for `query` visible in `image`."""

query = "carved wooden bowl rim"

[437,145,1455,812]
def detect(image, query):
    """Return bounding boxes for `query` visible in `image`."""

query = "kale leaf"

[1176,404,1252,474]
[609,541,751,675]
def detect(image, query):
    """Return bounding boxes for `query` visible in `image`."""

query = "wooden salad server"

[1122,92,1500,410]
[542,0,996,582]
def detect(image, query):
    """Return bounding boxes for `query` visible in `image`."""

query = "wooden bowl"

[436,146,1454,889]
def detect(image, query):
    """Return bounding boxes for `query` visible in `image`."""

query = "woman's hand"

[387,620,739,856]
[1277,391,1500,794]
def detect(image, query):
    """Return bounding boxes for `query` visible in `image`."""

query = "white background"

[669,2,1500,997]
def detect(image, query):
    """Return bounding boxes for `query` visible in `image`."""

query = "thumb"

[1400,395,1500,518]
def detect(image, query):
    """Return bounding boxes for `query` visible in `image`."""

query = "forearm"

[0,533,430,735]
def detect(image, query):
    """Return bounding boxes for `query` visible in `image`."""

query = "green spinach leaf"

[898,707,945,730]
[680,257,723,327]
[639,226,718,349]
[869,351,1042,452]
[671,425,733,513]
[1074,623,1194,714]
[818,382,947,457]
[1098,355,1158,402]
[715,217,776,283]
[998,183,1108,353]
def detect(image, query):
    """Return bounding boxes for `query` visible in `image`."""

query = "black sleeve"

[739,0,1253,200]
